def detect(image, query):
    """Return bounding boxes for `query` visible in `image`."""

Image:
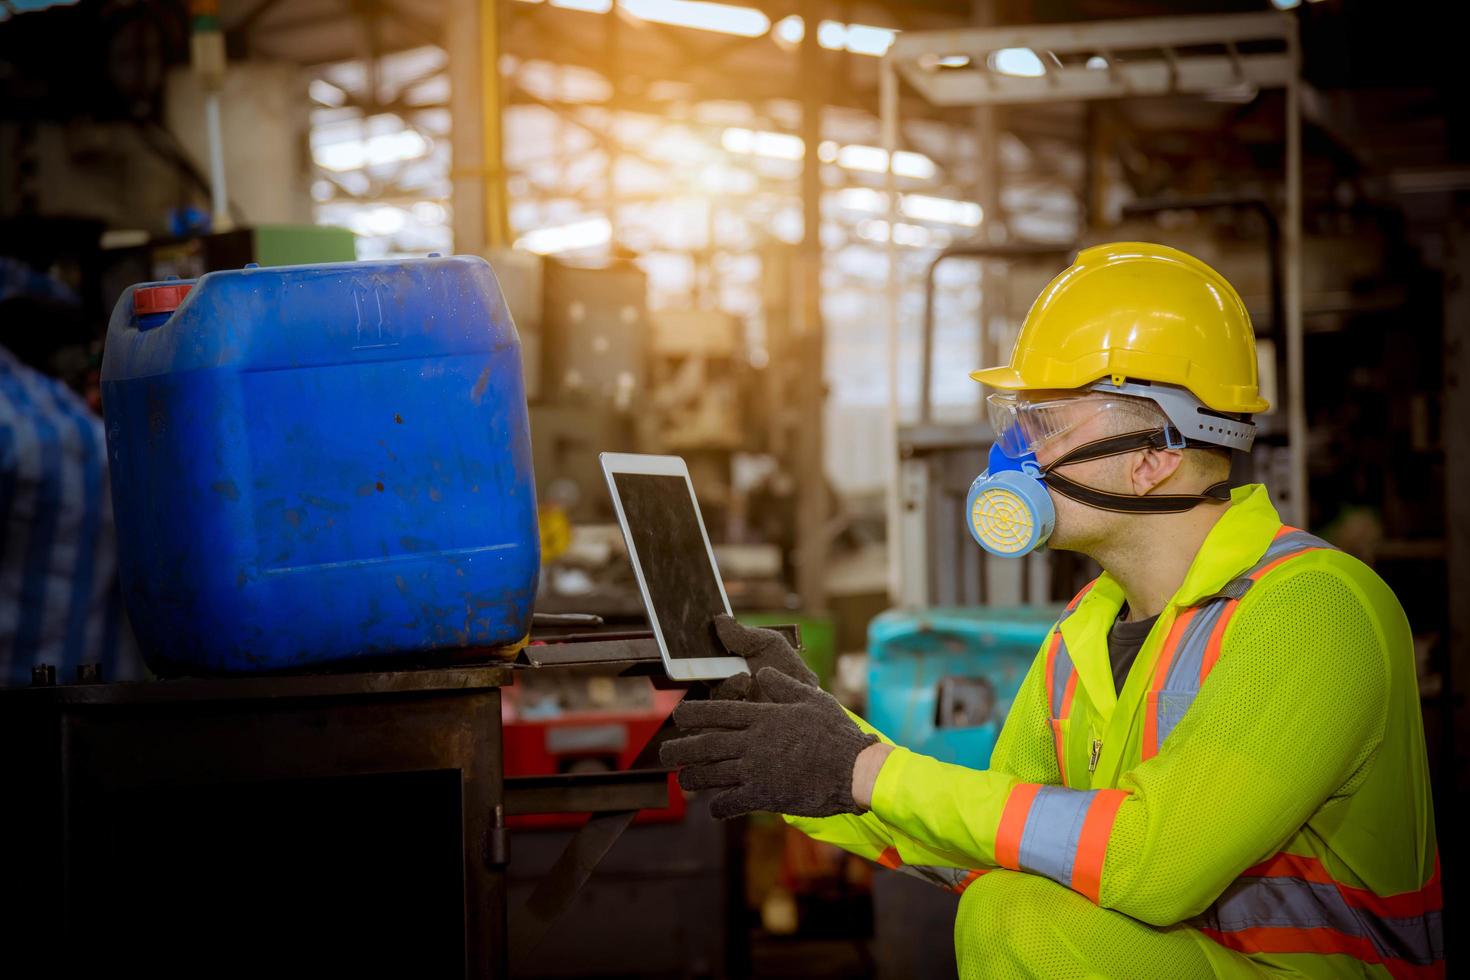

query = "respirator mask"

[965,382,1256,557]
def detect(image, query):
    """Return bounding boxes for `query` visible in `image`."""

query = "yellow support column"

[480,0,510,249]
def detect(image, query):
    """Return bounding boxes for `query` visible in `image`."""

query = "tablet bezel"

[600,452,749,681]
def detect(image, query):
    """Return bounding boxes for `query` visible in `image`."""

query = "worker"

[662,243,1442,978]
[1,259,141,686]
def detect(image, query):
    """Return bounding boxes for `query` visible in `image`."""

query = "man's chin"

[1045,525,1102,557]
[1044,534,1080,554]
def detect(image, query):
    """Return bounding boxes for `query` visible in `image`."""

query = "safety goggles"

[985,391,1140,457]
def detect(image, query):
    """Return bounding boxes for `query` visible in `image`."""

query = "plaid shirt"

[0,345,141,686]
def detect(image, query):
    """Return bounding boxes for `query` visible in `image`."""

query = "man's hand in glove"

[709,614,818,702]
[660,666,878,818]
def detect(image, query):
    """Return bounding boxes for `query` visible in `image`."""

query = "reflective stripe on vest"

[875,847,986,894]
[1162,527,1443,975]
[994,782,1129,904]
[1194,854,1444,979]
[1035,526,1442,974]
[1044,582,1095,785]
[1045,528,1331,775]
[1141,526,1334,760]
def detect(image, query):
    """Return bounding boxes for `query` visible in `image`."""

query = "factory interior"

[0,0,1463,976]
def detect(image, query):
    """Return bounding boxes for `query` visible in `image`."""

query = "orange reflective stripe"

[885,860,989,894]
[1060,669,1078,717]
[1199,927,1443,980]
[1196,543,1326,685]
[1243,852,1444,920]
[1044,631,1062,701]
[952,869,986,894]
[1051,719,1068,784]
[1142,606,1200,760]
[995,783,1040,871]
[1142,691,1160,761]
[1203,850,1444,976]
[1251,549,1315,580]
[1042,579,1093,772]
[1344,861,1443,921]
[1199,603,1232,681]
[1241,851,1338,885]
[1053,670,1078,784]
[1150,534,1330,753]
[1045,609,1080,781]
[1153,607,1198,682]
[1070,789,1128,903]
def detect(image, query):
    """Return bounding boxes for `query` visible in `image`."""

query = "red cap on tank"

[133,283,193,316]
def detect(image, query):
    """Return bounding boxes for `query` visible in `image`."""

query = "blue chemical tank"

[867,607,1060,766]
[102,256,540,674]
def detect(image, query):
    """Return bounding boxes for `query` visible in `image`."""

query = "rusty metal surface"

[504,768,671,816]
[510,808,642,966]
[517,624,799,671]
[0,663,513,705]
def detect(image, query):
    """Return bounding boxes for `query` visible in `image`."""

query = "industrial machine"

[867,606,1058,766]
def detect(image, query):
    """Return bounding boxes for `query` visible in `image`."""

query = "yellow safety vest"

[788,484,1442,978]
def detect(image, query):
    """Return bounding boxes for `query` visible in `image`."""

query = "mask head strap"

[1040,428,1233,515]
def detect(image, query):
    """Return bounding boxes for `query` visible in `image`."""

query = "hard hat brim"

[968,366,1031,389]
[968,365,1093,395]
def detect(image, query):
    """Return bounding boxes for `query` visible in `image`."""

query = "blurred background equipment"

[866,606,1056,767]
[864,605,1057,978]
[542,259,648,409]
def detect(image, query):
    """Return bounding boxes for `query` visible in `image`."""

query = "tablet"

[600,453,749,681]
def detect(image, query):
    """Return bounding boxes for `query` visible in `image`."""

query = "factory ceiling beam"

[505,7,611,69]
[496,22,957,165]
[889,13,1292,108]
[325,95,450,118]
[228,7,361,45]
[503,82,671,176]
[505,3,798,104]
[224,0,978,128]
[379,2,449,50]
[224,0,292,53]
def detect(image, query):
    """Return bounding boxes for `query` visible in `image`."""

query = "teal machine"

[867,606,1060,766]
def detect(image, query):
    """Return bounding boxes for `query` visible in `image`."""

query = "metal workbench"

[0,625,791,977]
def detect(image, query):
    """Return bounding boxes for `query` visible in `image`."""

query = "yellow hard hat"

[970,242,1270,414]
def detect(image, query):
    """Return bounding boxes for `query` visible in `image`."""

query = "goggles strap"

[1040,429,1234,515]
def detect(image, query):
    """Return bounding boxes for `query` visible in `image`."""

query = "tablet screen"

[612,472,727,660]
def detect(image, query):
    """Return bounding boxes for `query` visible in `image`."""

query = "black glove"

[661,667,878,819]
[710,614,819,702]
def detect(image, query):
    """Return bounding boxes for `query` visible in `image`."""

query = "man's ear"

[1130,447,1185,495]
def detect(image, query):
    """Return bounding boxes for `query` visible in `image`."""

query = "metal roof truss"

[889,12,1292,107]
